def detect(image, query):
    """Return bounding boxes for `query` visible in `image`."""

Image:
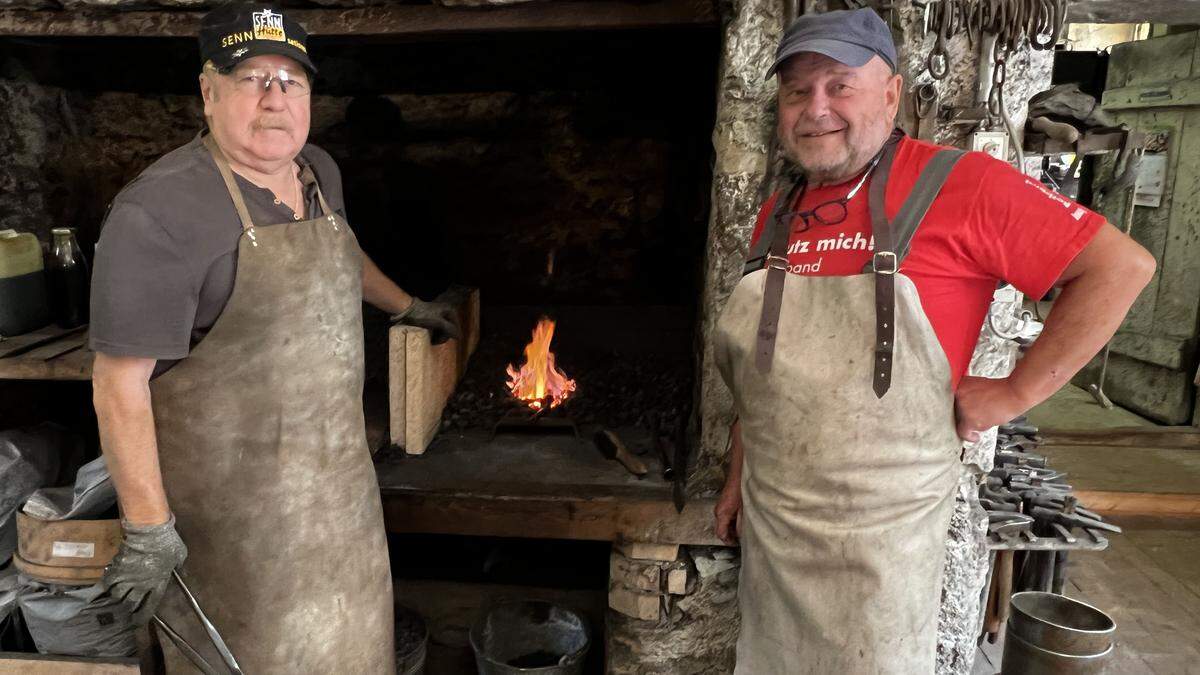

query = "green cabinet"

[1093,31,1200,424]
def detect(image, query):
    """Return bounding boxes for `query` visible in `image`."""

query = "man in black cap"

[712,8,1153,672]
[90,4,450,671]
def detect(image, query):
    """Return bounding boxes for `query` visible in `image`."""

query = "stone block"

[667,567,689,595]
[615,542,679,562]
[608,587,661,622]
[610,552,661,593]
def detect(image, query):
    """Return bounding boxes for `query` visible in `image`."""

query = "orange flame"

[505,318,576,411]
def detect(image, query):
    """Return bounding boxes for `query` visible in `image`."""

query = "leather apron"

[148,135,395,673]
[714,140,966,673]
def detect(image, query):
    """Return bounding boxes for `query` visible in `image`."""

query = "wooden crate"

[389,286,480,455]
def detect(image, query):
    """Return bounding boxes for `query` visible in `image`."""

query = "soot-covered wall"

[0,27,719,308]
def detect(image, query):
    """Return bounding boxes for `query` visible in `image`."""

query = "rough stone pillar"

[937,285,1043,675]
[692,0,787,495]
[605,543,740,674]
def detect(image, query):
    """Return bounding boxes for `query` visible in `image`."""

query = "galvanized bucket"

[1002,591,1116,674]
[470,600,590,675]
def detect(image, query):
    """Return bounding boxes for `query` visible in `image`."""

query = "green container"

[0,229,50,337]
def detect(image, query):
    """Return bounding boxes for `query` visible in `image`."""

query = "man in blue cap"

[712,8,1152,672]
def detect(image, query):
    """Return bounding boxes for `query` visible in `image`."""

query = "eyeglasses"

[226,66,311,99]
[776,153,881,232]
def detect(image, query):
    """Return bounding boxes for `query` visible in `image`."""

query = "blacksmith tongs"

[153,570,245,675]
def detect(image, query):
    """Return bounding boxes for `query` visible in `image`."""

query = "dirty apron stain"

[148,135,395,673]
[715,140,965,673]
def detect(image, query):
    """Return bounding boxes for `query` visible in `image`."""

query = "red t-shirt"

[750,136,1106,388]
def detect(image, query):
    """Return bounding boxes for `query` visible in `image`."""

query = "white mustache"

[253,118,292,132]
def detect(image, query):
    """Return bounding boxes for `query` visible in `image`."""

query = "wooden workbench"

[375,428,719,546]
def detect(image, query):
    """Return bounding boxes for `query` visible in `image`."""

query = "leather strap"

[868,142,900,397]
[203,134,334,229]
[753,181,805,372]
[743,183,801,276]
[866,147,964,398]
[203,135,256,233]
[892,149,964,262]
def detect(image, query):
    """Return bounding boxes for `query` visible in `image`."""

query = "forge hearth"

[441,306,693,434]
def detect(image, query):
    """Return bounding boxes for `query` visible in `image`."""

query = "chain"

[986,39,1006,126]
[924,0,1066,79]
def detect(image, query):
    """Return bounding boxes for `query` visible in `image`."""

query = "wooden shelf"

[1024,129,1146,157]
[0,326,92,381]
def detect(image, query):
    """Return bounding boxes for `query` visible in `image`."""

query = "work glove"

[391,299,462,345]
[102,514,188,626]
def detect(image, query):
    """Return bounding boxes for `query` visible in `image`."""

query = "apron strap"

[866,146,964,398]
[202,135,256,233]
[753,180,805,372]
[867,140,900,397]
[313,182,334,219]
[743,181,802,276]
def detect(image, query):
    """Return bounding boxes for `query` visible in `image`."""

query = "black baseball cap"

[198,3,317,74]
[767,8,897,78]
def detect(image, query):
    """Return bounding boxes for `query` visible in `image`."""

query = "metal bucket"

[470,600,590,675]
[395,605,428,675]
[1002,591,1115,674]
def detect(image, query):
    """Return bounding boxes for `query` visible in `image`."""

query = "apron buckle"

[765,255,789,271]
[872,251,897,275]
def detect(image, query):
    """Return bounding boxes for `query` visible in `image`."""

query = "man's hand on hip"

[954,376,1029,443]
[103,515,188,625]
[391,299,462,345]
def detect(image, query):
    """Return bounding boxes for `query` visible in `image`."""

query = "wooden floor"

[972,388,1200,674]
[972,519,1200,675]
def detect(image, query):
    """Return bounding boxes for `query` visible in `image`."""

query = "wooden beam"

[1041,425,1200,449]
[0,0,716,38]
[1066,0,1200,25]
[1075,490,1200,518]
[380,490,722,546]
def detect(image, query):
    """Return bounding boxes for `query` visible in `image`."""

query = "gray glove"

[391,299,462,345]
[102,514,188,625]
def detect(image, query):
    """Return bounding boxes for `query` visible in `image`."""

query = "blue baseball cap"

[767,8,898,78]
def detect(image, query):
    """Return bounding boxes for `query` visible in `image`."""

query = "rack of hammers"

[981,417,1121,641]
[984,417,1121,581]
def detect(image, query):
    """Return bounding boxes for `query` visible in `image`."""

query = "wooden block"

[609,552,660,593]
[608,587,660,621]
[667,567,689,595]
[615,542,680,562]
[0,652,139,674]
[389,286,480,455]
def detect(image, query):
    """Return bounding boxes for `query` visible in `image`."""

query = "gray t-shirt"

[89,134,348,376]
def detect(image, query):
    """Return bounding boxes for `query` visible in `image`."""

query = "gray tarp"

[16,577,137,657]
[22,455,115,522]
